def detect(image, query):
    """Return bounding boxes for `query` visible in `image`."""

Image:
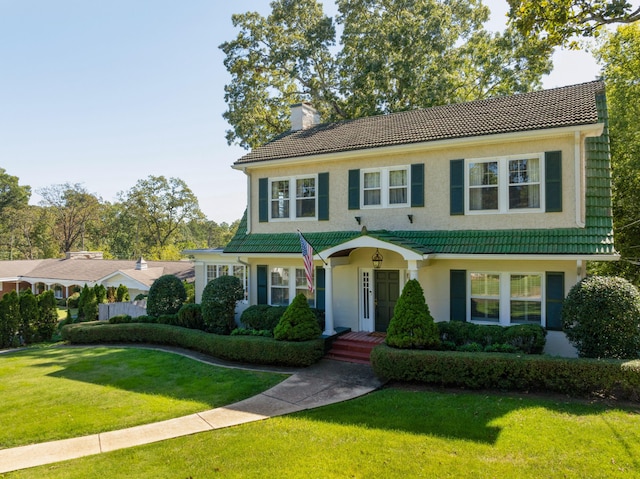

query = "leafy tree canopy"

[593,24,640,281]
[508,0,640,47]
[221,0,554,149]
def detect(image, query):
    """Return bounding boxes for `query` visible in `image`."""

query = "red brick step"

[325,331,386,364]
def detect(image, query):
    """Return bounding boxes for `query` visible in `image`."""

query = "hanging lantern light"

[372,249,383,269]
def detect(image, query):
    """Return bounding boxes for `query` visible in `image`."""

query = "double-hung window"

[361,167,409,208]
[270,176,316,220]
[466,154,543,214]
[270,267,290,306]
[469,272,543,326]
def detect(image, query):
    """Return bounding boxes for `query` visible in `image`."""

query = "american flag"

[298,231,314,292]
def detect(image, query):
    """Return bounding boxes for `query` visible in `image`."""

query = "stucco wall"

[244,131,586,235]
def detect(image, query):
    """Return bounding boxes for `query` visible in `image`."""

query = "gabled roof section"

[235,81,604,165]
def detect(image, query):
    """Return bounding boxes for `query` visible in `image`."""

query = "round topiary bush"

[386,279,440,349]
[273,293,322,341]
[147,274,187,318]
[201,275,244,335]
[562,276,640,359]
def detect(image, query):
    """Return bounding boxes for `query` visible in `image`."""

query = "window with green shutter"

[450,270,467,321]
[545,272,565,330]
[318,172,329,220]
[450,159,464,215]
[348,169,360,210]
[411,163,425,207]
[258,178,268,223]
[545,151,563,212]
[257,265,268,304]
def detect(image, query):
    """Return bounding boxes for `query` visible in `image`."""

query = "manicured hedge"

[371,344,640,401]
[61,322,324,367]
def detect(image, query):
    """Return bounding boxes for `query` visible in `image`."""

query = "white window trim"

[468,271,545,327]
[464,153,545,215]
[269,175,318,221]
[360,166,410,209]
[268,266,316,307]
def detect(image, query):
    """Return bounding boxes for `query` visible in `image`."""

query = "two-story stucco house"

[187,80,617,355]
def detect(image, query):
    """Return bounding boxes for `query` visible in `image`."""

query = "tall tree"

[119,176,205,259]
[220,0,553,149]
[0,169,31,260]
[593,23,640,282]
[37,183,102,255]
[508,0,640,47]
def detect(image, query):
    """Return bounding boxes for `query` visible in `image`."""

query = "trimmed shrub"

[563,276,640,359]
[36,290,58,341]
[201,275,244,335]
[116,284,130,303]
[241,304,285,331]
[134,293,146,301]
[371,344,640,401]
[231,328,273,338]
[274,293,322,341]
[386,279,439,349]
[436,321,546,354]
[76,284,90,321]
[93,284,107,304]
[19,290,38,344]
[82,287,98,322]
[157,314,180,326]
[0,291,20,348]
[67,292,81,309]
[147,275,187,318]
[108,314,133,324]
[61,322,324,367]
[177,303,205,330]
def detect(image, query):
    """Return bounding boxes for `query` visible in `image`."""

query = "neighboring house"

[187,81,617,356]
[0,252,194,300]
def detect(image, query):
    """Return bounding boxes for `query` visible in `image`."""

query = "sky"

[0,0,605,224]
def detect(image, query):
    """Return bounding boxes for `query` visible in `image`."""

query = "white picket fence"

[98,300,147,321]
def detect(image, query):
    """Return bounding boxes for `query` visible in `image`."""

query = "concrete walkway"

[0,351,383,474]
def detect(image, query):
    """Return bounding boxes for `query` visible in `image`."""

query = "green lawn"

[6,387,640,478]
[0,347,286,448]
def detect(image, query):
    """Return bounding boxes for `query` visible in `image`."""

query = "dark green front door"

[375,270,400,332]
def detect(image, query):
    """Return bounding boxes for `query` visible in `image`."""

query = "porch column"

[407,260,419,281]
[323,262,335,336]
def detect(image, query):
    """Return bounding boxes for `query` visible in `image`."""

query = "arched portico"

[318,235,429,336]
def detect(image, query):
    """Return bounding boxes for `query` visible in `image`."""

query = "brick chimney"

[290,102,320,131]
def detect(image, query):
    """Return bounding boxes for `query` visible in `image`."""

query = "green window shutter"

[545,151,562,212]
[257,265,268,305]
[258,178,268,222]
[348,169,360,210]
[411,163,425,207]
[545,272,565,331]
[315,266,325,311]
[450,159,464,215]
[450,270,467,322]
[318,172,329,220]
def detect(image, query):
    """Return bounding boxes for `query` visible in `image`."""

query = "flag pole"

[297,229,328,265]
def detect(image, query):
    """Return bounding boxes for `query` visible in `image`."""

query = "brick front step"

[325,332,386,364]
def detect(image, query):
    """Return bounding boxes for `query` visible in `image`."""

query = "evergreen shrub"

[201,275,244,335]
[62,322,324,367]
[116,284,130,302]
[36,290,58,341]
[241,304,287,331]
[436,322,546,354]
[386,279,439,349]
[274,293,322,341]
[19,290,38,343]
[147,275,186,318]
[108,314,133,324]
[67,292,81,308]
[371,344,640,401]
[0,291,20,348]
[563,276,640,359]
[177,303,205,330]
